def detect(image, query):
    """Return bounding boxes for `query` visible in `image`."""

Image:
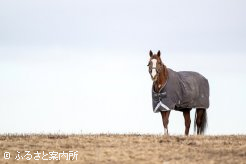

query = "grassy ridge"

[0,134,246,163]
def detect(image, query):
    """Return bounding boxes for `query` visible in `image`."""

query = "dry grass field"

[0,134,246,164]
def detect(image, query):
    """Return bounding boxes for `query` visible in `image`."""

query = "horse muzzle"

[151,75,158,82]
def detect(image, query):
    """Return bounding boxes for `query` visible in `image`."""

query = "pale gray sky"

[0,0,246,134]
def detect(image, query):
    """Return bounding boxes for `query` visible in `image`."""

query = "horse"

[147,50,209,135]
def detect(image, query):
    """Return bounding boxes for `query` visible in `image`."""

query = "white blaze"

[151,59,157,78]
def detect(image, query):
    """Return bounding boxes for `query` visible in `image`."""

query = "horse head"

[147,50,164,82]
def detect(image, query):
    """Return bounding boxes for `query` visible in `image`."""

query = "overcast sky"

[0,0,246,135]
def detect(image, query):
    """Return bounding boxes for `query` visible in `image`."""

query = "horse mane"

[162,64,168,82]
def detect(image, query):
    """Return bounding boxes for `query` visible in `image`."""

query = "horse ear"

[157,50,161,57]
[149,50,153,57]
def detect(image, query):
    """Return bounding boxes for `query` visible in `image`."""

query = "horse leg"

[183,108,191,136]
[195,108,207,135]
[161,111,171,135]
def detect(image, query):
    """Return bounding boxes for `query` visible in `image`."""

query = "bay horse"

[147,50,209,135]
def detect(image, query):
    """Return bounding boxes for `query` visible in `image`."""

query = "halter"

[151,66,159,72]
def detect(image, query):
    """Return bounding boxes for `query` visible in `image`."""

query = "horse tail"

[194,108,208,134]
[200,109,208,134]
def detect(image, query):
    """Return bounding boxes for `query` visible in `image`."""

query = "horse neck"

[154,65,168,92]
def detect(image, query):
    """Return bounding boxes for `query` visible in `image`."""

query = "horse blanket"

[152,68,209,113]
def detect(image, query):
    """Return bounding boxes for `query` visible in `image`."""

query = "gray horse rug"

[152,68,209,113]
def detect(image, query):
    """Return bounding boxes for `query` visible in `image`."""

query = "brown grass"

[0,134,246,164]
